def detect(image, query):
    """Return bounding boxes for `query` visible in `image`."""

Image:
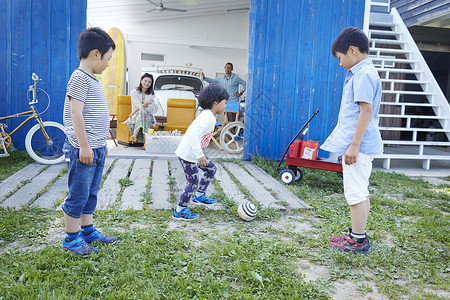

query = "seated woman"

[127,73,158,143]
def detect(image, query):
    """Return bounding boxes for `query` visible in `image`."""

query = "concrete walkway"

[0,157,312,211]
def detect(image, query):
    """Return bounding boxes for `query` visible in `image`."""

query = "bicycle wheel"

[219,121,244,154]
[25,121,65,164]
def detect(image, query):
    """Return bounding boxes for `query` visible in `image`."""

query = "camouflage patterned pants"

[178,157,217,207]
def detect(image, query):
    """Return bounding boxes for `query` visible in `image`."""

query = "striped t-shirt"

[63,69,110,149]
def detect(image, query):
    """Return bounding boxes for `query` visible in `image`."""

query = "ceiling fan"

[146,0,187,13]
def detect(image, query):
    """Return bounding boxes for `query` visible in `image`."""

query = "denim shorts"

[61,140,107,218]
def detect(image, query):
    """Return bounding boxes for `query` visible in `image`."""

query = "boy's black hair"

[137,73,154,95]
[225,62,233,69]
[77,27,116,60]
[331,27,369,57]
[198,84,229,109]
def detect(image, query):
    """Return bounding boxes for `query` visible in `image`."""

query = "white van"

[147,66,203,119]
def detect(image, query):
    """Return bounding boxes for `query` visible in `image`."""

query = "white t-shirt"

[175,109,216,163]
[130,89,157,119]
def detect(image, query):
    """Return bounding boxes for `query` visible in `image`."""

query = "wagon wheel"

[290,167,303,181]
[279,169,295,185]
[0,132,11,148]
[219,121,244,154]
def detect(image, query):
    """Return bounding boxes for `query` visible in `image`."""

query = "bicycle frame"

[0,107,50,141]
[0,73,52,143]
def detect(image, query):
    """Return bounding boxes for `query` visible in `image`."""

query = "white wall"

[88,12,249,94]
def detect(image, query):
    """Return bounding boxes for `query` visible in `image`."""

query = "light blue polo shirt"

[204,73,246,101]
[320,58,383,155]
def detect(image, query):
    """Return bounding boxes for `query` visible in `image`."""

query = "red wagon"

[277,109,342,185]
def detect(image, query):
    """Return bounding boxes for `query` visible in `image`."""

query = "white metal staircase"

[368,6,450,170]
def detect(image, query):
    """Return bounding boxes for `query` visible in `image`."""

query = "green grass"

[251,156,450,298]
[0,225,327,299]
[0,207,54,247]
[0,147,34,181]
[0,156,449,299]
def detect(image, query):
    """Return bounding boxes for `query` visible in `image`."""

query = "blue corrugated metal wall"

[244,0,366,160]
[0,0,86,150]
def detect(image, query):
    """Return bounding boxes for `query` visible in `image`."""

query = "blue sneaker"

[172,207,199,220]
[62,235,99,257]
[192,193,216,205]
[80,229,117,244]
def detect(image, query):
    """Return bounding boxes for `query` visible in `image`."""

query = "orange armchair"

[164,98,196,134]
[116,95,160,145]
[116,95,132,145]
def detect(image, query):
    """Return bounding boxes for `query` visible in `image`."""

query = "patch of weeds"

[0,207,55,247]
[140,191,152,205]
[275,199,289,207]
[113,177,134,208]
[118,177,134,189]
[114,161,135,207]
[355,282,374,296]
[141,161,153,206]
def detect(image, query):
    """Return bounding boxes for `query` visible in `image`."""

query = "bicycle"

[0,73,66,164]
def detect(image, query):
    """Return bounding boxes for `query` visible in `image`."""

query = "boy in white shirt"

[173,84,229,220]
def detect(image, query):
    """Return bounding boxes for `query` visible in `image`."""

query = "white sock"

[176,205,185,213]
[195,191,204,197]
[351,232,366,240]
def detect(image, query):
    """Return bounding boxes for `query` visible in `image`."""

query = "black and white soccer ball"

[237,201,257,221]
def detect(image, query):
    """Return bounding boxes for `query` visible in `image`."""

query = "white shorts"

[342,153,374,205]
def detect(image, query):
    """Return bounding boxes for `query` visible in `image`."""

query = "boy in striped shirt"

[62,27,116,256]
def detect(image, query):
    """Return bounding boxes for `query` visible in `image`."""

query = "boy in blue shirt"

[321,27,383,254]
[62,28,117,256]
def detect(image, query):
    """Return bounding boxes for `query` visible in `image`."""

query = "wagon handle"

[276,109,319,170]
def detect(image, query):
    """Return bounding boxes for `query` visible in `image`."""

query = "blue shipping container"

[244,0,366,160]
[0,0,87,150]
